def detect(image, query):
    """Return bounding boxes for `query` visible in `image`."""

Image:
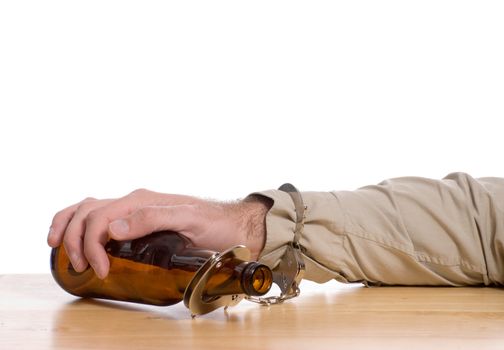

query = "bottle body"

[50,231,272,307]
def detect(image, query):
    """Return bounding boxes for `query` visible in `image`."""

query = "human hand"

[47,189,272,279]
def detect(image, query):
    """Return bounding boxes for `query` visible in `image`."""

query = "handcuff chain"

[245,284,301,306]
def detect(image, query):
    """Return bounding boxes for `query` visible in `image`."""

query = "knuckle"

[76,201,95,214]
[85,209,102,224]
[129,188,150,197]
[52,209,67,225]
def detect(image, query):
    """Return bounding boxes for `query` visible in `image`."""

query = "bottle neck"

[204,259,272,298]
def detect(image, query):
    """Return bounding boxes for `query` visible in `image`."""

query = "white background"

[0,1,503,274]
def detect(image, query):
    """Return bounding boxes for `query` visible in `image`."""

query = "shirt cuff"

[246,189,351,284]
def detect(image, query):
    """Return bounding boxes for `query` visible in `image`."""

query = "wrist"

[240,195,273,260]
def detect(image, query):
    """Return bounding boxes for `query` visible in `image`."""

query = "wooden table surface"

[1,274,503,350]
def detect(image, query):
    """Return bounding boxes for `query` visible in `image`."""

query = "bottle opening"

[242,262,273,296]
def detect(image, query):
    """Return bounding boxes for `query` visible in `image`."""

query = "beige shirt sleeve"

[249,172,504,286]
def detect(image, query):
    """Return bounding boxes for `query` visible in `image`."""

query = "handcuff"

[184,183,306,315]
[245,183,306,306]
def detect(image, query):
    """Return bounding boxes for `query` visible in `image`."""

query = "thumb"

[108,205,196,240]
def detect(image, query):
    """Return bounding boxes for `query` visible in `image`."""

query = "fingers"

[62,199,114,272]
[47,201,84,248]
[83,209,114,279]
[82,191,201,279]
[81,196,145,279]
[48,189,203,280]
[108,205,197,241]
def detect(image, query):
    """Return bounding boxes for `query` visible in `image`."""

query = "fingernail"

[110,219,129,237]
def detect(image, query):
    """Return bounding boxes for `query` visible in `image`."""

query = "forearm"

[251,173,504,286]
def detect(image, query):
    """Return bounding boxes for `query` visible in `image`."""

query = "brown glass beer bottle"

[50,231,273,313]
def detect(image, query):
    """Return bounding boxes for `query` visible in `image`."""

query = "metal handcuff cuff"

[184,183,306,315]
[245,183,306,306]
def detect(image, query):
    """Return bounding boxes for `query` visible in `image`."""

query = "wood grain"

[1,274,503,349]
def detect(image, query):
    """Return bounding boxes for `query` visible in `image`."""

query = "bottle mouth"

[241,262,273,296]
